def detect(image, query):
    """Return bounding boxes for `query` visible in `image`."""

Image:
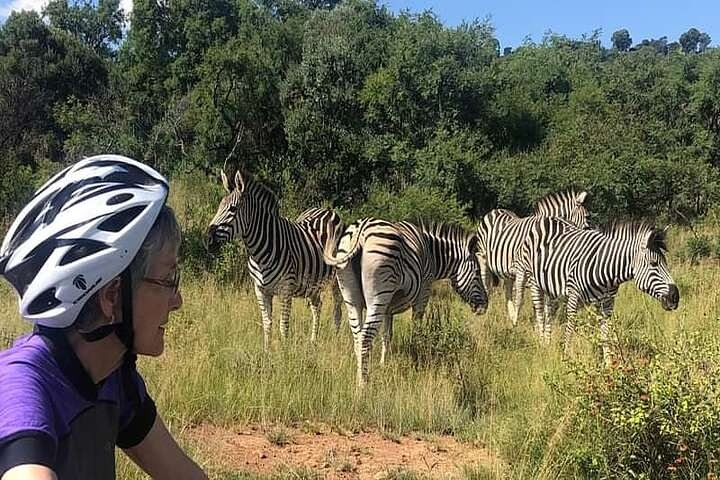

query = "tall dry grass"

[1,176,718,479]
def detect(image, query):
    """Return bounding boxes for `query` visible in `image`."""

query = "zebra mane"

[413,219,475,245]
[598,220,668,253]
[533,189,582,215]
[240,172,280,215]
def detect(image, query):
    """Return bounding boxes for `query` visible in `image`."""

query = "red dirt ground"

[186,423,504,479]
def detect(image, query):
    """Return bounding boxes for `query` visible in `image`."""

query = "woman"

[0,155,207,479]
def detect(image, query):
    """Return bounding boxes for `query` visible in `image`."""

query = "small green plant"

[462,465,496,480]
[379,467,430,480]
[336,460,356,473]
[265,427,293,447]
[381,429,402,444]
[272,467,320,480]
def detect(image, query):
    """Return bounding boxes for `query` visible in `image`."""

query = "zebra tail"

[322,223,363,269]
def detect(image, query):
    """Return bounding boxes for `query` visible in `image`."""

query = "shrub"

[403,300,475,370]
[400,299,490,417]
[560,332,720,479]
[682,234,712,264]
[351,184,471,226]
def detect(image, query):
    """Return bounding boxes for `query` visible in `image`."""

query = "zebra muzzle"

[661,284,680,311]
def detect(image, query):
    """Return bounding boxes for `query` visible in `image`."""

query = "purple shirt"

[0,332,156,479]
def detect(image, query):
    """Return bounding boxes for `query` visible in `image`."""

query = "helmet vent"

[27,288,61,315]
[98,206,146,233]
[60,240,109,266]
[5,241,56,295]
[107,193,134,205]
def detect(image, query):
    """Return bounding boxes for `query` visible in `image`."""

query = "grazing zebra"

[206,170,344,350]
[512,217,680,361]
[323,218,488,387]
[476,189,589,326]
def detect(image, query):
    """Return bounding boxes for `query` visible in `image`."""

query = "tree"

[0,10,108,156]
[698,32,711,53]
[635,36,668,54]
[611,29,631,51]
[679,27,711,54]
[43,0,124,58]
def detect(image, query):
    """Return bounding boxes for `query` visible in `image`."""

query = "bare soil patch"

[186,423,503,479]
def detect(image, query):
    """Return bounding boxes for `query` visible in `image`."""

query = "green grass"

[2,184,719,479]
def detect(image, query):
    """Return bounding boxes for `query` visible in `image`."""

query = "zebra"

[323,217,488,387]
[476,189,589,326]
[512,217,680,361]
[206,170,344,350]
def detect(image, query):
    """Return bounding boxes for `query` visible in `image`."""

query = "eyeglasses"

[143,269,180,295]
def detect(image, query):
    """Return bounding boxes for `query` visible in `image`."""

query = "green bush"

[350,184,471,226]
[399,299,490,417]
[560,332,720,479]
[682,235,712,264]
[402,300,475,370]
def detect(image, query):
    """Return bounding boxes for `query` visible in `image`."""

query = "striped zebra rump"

[325,217,487,386]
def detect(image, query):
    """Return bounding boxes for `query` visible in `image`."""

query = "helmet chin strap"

[119,268,141,408]
[80,268,140,407]
[79,268,136,348]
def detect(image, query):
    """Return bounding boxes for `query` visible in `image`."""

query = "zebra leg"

[598,297,616,366]
[529,284,545,340]
[331,279,343,332]
[308,291,322,343]
[279,294,292,341]
[479,254,493,300]
[503,278,518,327]
[543,296,557,342]
[380,314,395,365]
[254,284,273,351]
[357,299,392,387]
[563,293,581,356]
[511,271,528,327]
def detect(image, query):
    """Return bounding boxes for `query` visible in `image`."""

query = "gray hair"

[74,205,182,332]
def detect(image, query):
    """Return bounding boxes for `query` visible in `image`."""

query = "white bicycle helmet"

[0,154,169,328]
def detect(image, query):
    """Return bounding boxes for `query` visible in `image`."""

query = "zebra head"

[535,190,590,229]
[633,226,679,311]
[450,234,488,315]
[206,170,245,252]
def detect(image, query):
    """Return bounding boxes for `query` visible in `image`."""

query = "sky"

[0,0,718,50]
[382,0,720,50]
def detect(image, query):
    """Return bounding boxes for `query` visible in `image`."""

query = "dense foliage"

[1,0,718,226]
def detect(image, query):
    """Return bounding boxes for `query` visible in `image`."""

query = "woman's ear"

[97,277,121,321]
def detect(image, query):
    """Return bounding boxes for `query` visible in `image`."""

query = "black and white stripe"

[476,190,589,325]
[512,217,680,360]
[206,171,343,349]
[324,218,488,387]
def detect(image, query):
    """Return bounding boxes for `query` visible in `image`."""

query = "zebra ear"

[220,170,231,193]
[645,228,667,250]
[642,230,654,249]
[576,191,588,205]
[234,171,246,192]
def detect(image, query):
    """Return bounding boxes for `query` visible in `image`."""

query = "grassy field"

[1,181,718,479]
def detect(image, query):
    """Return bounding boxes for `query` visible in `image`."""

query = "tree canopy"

[0,0,718,224]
